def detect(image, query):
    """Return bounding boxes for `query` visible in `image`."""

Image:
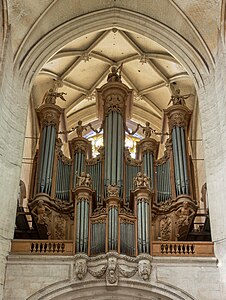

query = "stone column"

[0,36,29,299]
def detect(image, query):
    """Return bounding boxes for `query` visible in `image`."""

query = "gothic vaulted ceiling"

[32,28,196,137]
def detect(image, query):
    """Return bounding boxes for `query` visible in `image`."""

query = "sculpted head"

[75,258,87,280]
[183,201,188,208]
[38,200,44,207]
[138,259,151,281]
[108,256,117,271]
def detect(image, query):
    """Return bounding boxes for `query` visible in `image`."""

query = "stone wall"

[1,1,226,299]
[198,37,226,298]
[3,254,220,300]
[0,29,29,299]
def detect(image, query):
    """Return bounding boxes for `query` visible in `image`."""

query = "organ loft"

[15,68,209,257]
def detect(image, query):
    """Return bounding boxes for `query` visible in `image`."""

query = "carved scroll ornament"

[105,94,125,116]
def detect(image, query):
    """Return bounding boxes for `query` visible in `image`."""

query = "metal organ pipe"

[180,127,189,194]
[165,104,192,197]
[172,129,181,196]
[30,77,197,258]
[36,103,62,195]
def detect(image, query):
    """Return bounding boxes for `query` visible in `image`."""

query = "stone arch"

[27,280,196,300]
[15,8,212,92]
[0,0,8,79]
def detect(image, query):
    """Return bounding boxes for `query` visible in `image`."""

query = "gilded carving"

[134,172,150,189]
[107,184,119,197]
[105,94,124,115]
[165,105,192,131]
[31,200,52,237]
[42,79,67,105]
[161,199,173,212]
[56,138,72,164]
[76,172,93,188]
[124,147,141,166]
[76,192,90,202]
[156,138,172,165]
[160,215,172,241]
[54,214,66,240]
[69,138,92,155]
[40,110,60,127]
[175,201,195,238]
[169,112,189,128]
[107,66,122,83]
[43,89,66,105]
[137,139,159,157]
[167,89,192,106]
[131,121,155,139]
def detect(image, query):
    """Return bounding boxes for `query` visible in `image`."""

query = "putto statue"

[107,65,123,83]
[131,121,155,138]
[134,172,150,189]
[42,79,67,105]
[76,172,93,188]
[168,89,192,106]
[75,120,88,137]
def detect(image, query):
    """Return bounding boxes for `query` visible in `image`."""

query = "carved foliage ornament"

[73,141,89,153]
[54,214,67,240]
[39,109,60,128]
[107,184,119,197]
[175,201,195,238]
[73,253,152,284]
[139,140,158,155]
[134,172,151,189]
[105,94,125,116]
[76,172,93,188]
[168,112,190,129]
[160,215,172,241]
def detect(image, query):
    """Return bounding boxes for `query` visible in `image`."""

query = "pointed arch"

[15,8,212,93]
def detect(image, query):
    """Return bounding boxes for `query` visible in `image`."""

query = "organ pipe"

[30,74,197,254]
[165,104,192,197]
[36,104,62,195]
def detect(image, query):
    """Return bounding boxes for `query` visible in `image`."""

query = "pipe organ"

[28,74,197,256]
